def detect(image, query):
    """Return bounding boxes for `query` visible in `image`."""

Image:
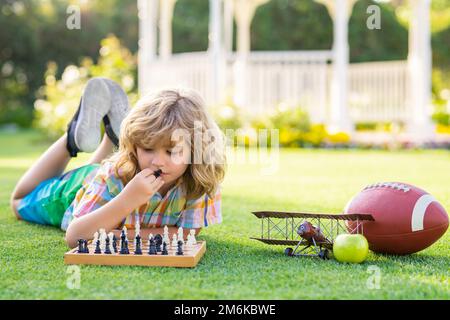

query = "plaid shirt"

[61,162,222,231]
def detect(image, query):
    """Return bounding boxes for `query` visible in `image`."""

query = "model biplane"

[250,211,375,260]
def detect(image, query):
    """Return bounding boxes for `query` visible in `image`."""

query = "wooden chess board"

[64,241,206,268]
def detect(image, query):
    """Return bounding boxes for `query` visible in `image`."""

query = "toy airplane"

[250,211,374,260]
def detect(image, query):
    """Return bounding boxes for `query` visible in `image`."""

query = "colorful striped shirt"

[60,162,222,231]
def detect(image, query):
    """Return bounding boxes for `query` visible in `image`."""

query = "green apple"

[333,233,369,263]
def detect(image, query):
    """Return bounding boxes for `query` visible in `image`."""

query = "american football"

[344,182,449,255]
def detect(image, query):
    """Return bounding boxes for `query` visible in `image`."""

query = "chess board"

[64,241,206,268]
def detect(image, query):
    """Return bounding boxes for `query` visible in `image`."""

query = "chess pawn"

[171,234,178,248]
[148,238,157,255]
[77,239,84,253]
[161,241,168,255]
[189,229,197,245]
[154,234,162,252]
[134,234,142,255]
[104,237,112,254]
[176,240,184,256]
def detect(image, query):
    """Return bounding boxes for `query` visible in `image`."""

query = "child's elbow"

[64,226,77,248]
[65,234,76,249]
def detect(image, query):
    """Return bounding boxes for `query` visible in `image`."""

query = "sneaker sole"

[102,78,130,140]
[74,78,112,152]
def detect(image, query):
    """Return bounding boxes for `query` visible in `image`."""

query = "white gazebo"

[137,0,435,142]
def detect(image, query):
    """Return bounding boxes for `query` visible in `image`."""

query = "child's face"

[136,141,189,188]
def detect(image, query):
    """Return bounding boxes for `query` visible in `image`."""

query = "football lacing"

[364,182,410,193]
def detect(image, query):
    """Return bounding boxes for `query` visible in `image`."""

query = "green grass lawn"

[0,129,449,299]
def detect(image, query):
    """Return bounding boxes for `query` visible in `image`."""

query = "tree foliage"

[0,0,449,128]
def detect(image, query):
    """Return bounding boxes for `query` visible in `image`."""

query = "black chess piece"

[94,239,102,254]
[161,241,168,255]
[154,234,162,252]
[176,240,184,256]
[112,235,117,253]
[77,239,84,253]
[153,169,162,178]
[124,239,129,254]
[120,238,129,255]
[104,237,111,254]
[83,240,89,253]
[135,234,142,255]
[148,237,157,255]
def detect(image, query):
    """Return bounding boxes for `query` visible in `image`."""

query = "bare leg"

[11,134,71,201]
[87,134,115,164]
[10,133,115,219]
[10,134,71,219]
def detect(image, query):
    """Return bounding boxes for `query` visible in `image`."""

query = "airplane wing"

[252,211,374,221]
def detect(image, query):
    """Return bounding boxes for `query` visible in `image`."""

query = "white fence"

[146,51,410,125]
[230,51,332,123]
[348,60,409,123]
[146,52,214,103]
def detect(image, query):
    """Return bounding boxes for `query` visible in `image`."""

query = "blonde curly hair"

[104,88,226,200]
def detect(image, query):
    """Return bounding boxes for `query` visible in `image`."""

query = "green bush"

[33,35,137,139]
[431,69,450,126]
[268,104,311,147]
[210,97,244,131]
[432,109,450,126]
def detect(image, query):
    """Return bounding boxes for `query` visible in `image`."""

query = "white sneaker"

[101,78,130,147]
[66,78,111,156]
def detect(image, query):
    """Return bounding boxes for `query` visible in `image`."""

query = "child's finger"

[149,176,162,185]
[143,173,158,182]
[139,168,153,177]
[156,179,165,189]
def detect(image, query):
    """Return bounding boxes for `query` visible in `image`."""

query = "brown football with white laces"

[344,182,449,255]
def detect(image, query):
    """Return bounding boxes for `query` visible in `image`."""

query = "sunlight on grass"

[0,131,449,299]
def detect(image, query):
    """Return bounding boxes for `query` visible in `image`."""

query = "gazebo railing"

[147,51,214,103]
[231,51,332,121]
[348,60,409,123]
[145,51,410,125]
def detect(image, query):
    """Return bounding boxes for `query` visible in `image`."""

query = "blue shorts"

[17,164,100,227]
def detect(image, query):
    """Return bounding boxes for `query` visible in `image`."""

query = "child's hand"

[120,168,165,208]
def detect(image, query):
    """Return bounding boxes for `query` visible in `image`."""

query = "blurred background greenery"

[0,0,449,146]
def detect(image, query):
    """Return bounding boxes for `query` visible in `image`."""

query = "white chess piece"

[177,227,184,244]
[93,231,99,244]
[108,232,115,253]
[185,234,192,248]
[189,229,197,245]
[135,219,140,237]
[163,225,170,244]
[171,233,178,248]
[99,229,108,251]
